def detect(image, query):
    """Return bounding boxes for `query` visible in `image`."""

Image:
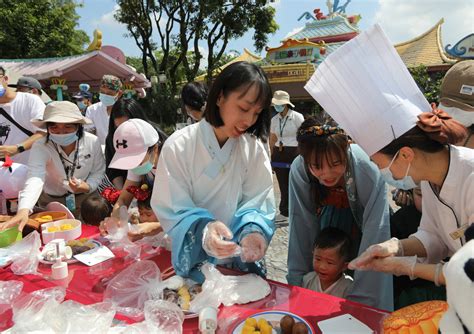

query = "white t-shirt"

[0,92,45,164]
[85,101,109,145]
[270,109,304,147]
[302,271,353,299]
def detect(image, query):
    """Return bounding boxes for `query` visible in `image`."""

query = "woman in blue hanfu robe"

[287,117,393,310]
[151,62,276,283]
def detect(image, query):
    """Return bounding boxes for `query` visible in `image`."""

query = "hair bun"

[416,103,468,144]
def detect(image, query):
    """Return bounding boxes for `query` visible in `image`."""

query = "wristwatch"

[16,144,25,153]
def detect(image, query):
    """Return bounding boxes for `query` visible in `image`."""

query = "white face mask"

[439,103,474,127]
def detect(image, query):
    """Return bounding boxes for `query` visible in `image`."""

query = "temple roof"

[287,14,359,42]
[395,18,456,69]
[194,48,261,82]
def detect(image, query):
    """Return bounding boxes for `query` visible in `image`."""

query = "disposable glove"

[239,232,267,263]
[202,221,239,259]
[349,237,403,270]
[353,255,417,280]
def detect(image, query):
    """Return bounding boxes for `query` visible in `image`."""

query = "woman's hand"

[0,209,30,232]
[127,222,163,242]
[240,232,267,263]
[349,237,402,270]
[68,178,90,194]
[202,221,239,259]
[352,256,417,279]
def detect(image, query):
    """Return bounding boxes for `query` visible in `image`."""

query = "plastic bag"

[144,300,184,334]
[45,301,115,333]
[0,280,23,316]
[0,231,41,275]
[103,260,163,319]
[9,287,66,333]
[8,287,115,334]
[108,301,184,334]
[106,206,141,260]
[189,263,271,313]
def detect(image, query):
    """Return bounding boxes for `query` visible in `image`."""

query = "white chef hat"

[305,24,431,156]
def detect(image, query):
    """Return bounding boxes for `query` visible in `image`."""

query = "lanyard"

[54,142,80,179]
[279,115,289,139]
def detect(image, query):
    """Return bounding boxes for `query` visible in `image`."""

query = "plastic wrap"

[0,230,41,275]
[144,300,184,334]
[0,280,23,316]
[189,263,271,313]
[103,260,163,318]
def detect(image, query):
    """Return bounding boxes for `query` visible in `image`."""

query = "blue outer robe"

[151,120,276,283]
[287,144,393,310]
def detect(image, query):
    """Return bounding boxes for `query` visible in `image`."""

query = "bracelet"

[434,262,443,287]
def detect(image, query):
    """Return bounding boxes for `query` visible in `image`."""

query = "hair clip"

[126,184,150,201]
[298,124,345,137]
[101,186,121,204]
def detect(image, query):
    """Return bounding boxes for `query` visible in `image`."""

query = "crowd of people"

[0,29,473,316]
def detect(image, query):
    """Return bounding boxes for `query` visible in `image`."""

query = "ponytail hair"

[380,103,468,155]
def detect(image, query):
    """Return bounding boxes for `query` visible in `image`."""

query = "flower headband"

[126,184,150,202]
[297,124,345,139]
[101,187,121,204]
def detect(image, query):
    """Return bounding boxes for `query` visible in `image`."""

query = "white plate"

[232,310,314,334]
[38,240,101,265]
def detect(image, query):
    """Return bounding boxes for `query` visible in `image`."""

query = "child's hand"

[127,222,163,242]
[130,212,140,225]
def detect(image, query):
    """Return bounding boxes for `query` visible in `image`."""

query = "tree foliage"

[116,0,278,123]
[409,65,444,104]
[0,0,89,59]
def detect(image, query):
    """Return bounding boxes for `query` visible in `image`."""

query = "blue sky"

[77,0,473,59]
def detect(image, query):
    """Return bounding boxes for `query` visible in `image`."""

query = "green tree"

[116,0,277,126]
[409,65,444,104]
[0,0,89,59]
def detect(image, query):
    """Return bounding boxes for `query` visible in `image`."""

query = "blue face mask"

[274,105,285,113]
[380,150,418,190]
[50,132,78,146]
[99,93,117,107]
[0,80,6,97]
[77,101,87,110]
[131,161,153,175]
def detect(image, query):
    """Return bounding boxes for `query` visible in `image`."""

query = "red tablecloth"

[0,225,389,333]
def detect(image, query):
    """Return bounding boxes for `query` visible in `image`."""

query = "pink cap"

[109,119,159,170]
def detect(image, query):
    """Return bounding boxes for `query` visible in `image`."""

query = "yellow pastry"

[47,226,60,233]
[241,325,256,334]
[244,318,258,328]
[177,286,191,310]
[60,224,73,231]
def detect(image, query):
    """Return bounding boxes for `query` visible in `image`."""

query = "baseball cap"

[109,119,160,170]
[440,60,474,112]
[72,90,93,99]
[31,101,92,129]
[8,76,42,94]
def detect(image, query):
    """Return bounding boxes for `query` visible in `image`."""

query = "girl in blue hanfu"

[287,117,393,310]
[151,61,276,282]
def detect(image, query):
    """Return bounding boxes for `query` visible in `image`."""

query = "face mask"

[50,131,78,146]
[77,101,87,110]
[0,78,6,97]
[380,150,418,190]
[274,105,285,113]
[131,161,153,175]
[439,103,474,127]
[99,93,117,107]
